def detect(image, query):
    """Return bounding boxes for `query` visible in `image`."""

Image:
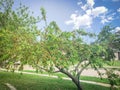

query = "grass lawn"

[104,61,120,67]
[23,70,109,84]
[0,83,9,90]
[0,71,110,90]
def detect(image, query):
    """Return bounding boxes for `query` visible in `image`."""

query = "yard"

[0,71,111,90]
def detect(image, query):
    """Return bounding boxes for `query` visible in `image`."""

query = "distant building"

[114,51,120,60]
[114,52,120,60]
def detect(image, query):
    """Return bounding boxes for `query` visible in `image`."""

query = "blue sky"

[13,0,120,35]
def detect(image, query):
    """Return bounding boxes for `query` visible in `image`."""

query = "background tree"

[96,25,120,90]
[112,29,120,50]
[96,25,116,61]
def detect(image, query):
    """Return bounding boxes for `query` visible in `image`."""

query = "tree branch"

[74,61,81,72]
[95,67,103,79]
[77,62,90,76]
[74,60,88,72]
[56,66,78,82]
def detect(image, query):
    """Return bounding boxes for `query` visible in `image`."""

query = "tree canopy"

[0,0,38,69]
[96,25,120,60]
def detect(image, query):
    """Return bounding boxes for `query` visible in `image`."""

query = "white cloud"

[101,16,114,24]
[101,19,109,24]
[77,1,82,6]
[117,8,120,13]
[100,13,115,24]
[66,6,108,28]
[65,14,92,29]
[65,0,115,29]
[86,10,92,15]
[101,16,109,24]
[107,16,114,20]
[81,4,88,11]
[81,0,95,10]
[87,0,95,8]
[92,6,108,17]
[86,6,108,17]
[115,27,120,31]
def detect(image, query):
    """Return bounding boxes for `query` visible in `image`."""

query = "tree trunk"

[56,66,83,90]
[71,76,82,90]
[110,85,114,90]
[73,79,83,90]
[76,83,83,90]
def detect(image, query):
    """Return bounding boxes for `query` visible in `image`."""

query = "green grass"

[80,76,109,84]
[0,71,110,90]
[104,61,120,67]
[0,83,9,90]
[23,70,109,84]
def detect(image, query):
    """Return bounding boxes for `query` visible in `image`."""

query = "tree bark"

[77,85,83,90]
[75,82,83,90]
[74,76,83,90]
[56,66,83,90]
